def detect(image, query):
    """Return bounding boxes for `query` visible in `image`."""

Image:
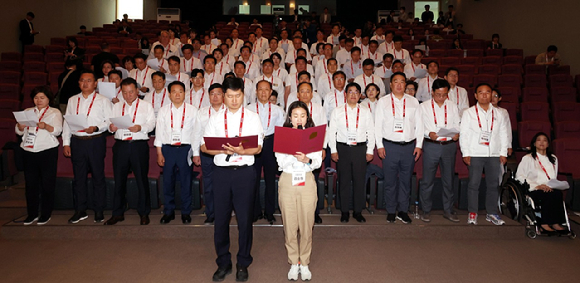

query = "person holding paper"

[201,78,263,282]
[16,86,63,225]
[516,132,568,234]
[329,82,375,223]
[166,56,190,92]
[354,59,386,97]
[247,80,285,224]
[150,45,169,73]
[107,70,124,104]
[144,71,169,117]
[460,83,509,226]
[129,53,153,95]
[62,70,113,224]
[403,49,425,82]
[374,72,424,224]
[444,67,469,118]
[154,81,199,225]
[104,78,156,226]
[415,60,441,103]
[418,79,461,223]
[275,101,322,281]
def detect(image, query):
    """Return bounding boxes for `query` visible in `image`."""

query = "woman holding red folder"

[275,101,323,281]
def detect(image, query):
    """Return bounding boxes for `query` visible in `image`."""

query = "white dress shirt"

[404,63,426,81]
[516,153,558,191]
[203,72,224,89]
[497,107,513,149]
[273,67,289,84]
[362,51,384,66]
[62,92,112,146]
[447,85,469,118]
[148,42,179,60]
[143,88,169,117]
[328,104,375,155]
[192,104,226,156]
[246,101,285,136]
[276,151,323,173]
[250,75,284,104]
[286,91,322,110]
[15,106,62,152]
[342,59,364,80]
[200,43,218,54]
[354,73,386,96]
[327,34,341,46]
[459,104,509,157]
[255,37,269,53]
[167,72,190,91]
[180,57,203,74]
[261,48,286,64]
[222,54,236,70]
[286,43,312,61]
[416,75,440,103]
[323,89,346,122]
[188,87,209,109]
[360,98,379,119]
[202,107,264,166]
[308,102,327,128]
[420,99,461,142]
[378,41,395,55]
[388,48,411,65]
[317,73,335,100]
[215,61,231,78]
[285,72,318,95]
[374,93,424,148]
[229,38,245,57]
[371,35,386,44]
[113,87,125,104]
[288,64,315,80]
[336,49,352,67]
[109,99,156,141]
[375,65,393,79]
[241,59,261,80]
[154,103,199,147]
[130,67,153,93]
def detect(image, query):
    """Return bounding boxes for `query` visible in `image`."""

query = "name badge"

[171,130,182,146]
[122,130,133,141]
[479,130,491,146]
[347,131,357,145]
[393,118,404,133]
[24,132,37,148]
[230,153,243,163]
[292,171,306,186]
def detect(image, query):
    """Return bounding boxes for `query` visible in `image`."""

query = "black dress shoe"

[104,215,124,225]
[315,214,323,224]
[340,212,349,223]
[353,212,366,223]
[68,211,88,224]
[265,214,276,224]
[204,217,214,225]
[160,213,175,224]
[94,211,104,223]
[252,213,264,223]
[182,214,191,224]
[140,215,150,225]
[235,264,248,282]
[386,213,396,223]
[212,264,232,282]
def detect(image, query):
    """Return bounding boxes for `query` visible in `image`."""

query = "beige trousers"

[278,171,318,265]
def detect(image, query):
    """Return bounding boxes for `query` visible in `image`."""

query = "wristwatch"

[307,158,312,165]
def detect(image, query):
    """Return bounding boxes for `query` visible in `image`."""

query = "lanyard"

[411,63,423,72]
[159,59,165,70]
[334,90,345,107]
[536,157,554,180]
[116,88,122,98]
[224,107,244,138]
[309,102,313,117]
[363,75,374,87]
[350,60,361,76]
[140,67,149,86]
[323,60,328,74]
[431,99,447,126]
[245,61,253,74]
[164,44,170,57]
[209,104,224,118]
[451,87,459,105]
[276,68,281,77]
[367,101,373,113]
[233,39,239,51]
[122,99,140,123]
[188,58,194,72]
[77,93,97,116]
[218,61,224,75]
[475,106,494,131]
[256,102,272,129]
[345,104,360,131]
[30,107,49,133]
[152,89,166,108]
[393,49,401,59]
[391,94,406,118]
[327,74,332,90]
[197,89,205,108]
[170,104,186,129]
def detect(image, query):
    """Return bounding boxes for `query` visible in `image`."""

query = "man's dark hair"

[108,69,123,79]
[239,45,251,53]
[445,67,459,76]
[168,81,186,92]
[427,60,439,68]
[475,82,492,93]
[121,78,139,89]
[393,35,404,43]
[547,45,558,52]
[327,58,338,65]
[168,56,181,64]
[362,59,375,67]
[298,70,311,80]
[153,45,164,52]
[203,55,216,65]
[345,38,354,45]
[151,71,166,80]
[133,53,147,61]
[346,82,361,93]
[432,78,450,92]
[383,53,394,60]
[223,77,245,93]
[208,83,224,93]
[27,12,35,18]
[351,46,361,54]
[262,59,274,66]
[390,71,407,83]
[234,61,246,69]
[181,44,194,52]
[79,69,96,80]
[80,25,86,30]
[191,68,204,78]
[295,56,307,64]
[412,49,424,56]
[333,71,346,80]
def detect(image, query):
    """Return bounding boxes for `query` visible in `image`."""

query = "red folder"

[204,135,259,151]
[273,125,326,155]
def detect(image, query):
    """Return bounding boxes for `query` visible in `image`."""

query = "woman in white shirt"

[516,132,568,234]
[361,83,379,118]
[97,60,114,83]
[16,86,63,225]
[271,53,289,84]
[276,101,322,281]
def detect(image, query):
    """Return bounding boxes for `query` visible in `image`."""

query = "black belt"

[264,134,274,140]
[337,142,366,147]
[116,139,148,143]
[220,165,250,170]
[163,144,190,148]
[383,138,416,145]
[424,139,456,145]
[72,132,106,140]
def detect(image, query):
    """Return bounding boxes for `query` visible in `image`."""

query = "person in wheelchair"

[516,132,568,234]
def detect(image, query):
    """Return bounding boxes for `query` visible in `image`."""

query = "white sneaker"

[467,212,477,225]
[486,214,505,225]
[288,264,300,281]
[299,265,311,281]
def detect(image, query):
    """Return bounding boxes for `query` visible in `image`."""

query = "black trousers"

[213,165,256,268]
[253,136,277,217]
[70,135,107,212]
[337,143,367,213]
[529,189,566,225]
[23,146,58,218]
[112,140,150,216]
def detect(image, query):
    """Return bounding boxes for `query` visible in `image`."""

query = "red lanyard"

[152,89,166,108]
[334,90,345,107]
[170,104,186,129]
[475,106,494,131]
[350,60,361,76]
[345,104,360,131]
[363,75,374,87]
[164,44,170,57]
[197,89,205,108]
[276,68,281,77]
[368,101,373,113]
[233,40,239,51]
[30,107,49,133]
[224,107,244,138]
[327,74,332,90]
[116,88,121,98]
[411,63,423,72]
[218,62,224,75]
[427,76,433,95]
[256,102,272,129]
[245,61,253,74]
[140,67,149,86]
[159,59,165,70]
[451,87,459,105]
[77,93,97,116]
[295,72,299,87]
[309,102,313,117]
[431,99,447,126]
[122,99,140,123]
[262,75,271,83]
[209,104,224,118]
[537,157,554,180]
[391,94,406,118]
[393,49,401,59]
[189,58,194,72]
[323,60,328,74]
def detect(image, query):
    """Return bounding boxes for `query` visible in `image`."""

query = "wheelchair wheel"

[526,229,537,239]
[570,231,576,239]
[499,183,523,221]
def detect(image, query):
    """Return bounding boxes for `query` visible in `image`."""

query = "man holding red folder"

[201,78,264,282]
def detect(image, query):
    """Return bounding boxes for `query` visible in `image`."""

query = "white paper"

[147,58,161,71]
[110,115,134,129]
[436,127,460,138]
[414,68,428,79]
[63,114,89,131]
[547,179,570,190]
[115,67,130,79]
[98,82,116,100]
[13,110,38,127]
[187,148,193,166]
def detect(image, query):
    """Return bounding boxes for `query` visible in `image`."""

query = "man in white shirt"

[285,56,310,105]
[148,31,179,60]
[315,44,335,80]
[285,36,313,68]
[375,54,394,94]
[220,43,236,70]
[201,78,264,282]
[104,78,156,226]
[444,67,469,118]
[419,79,461,223]
[286,71,321,110]
[329,82,375,223]
[247,80,285,224]
[180,44,203,75]
[491,88,513,157]
[254,27,269,54]
[318,58,338,98]
[336,38,354,68]
[371,27,386,44]
[327,24,341,46]
[238,46,260,80]
[323,71,347,122]
[229,29,245,57]
[188,69,209,108]
[166,56,190,91]
[251,59,284,104]
[363,40,384,66]
[62,70,113,224]
[151,45,169,73]
[144,71,169,117]
[191,38,207,63]
[388,36,411,65]
[342,47,364,82]
[374,72,423,224]
[288,49,315,77]
[203,55,224,89]
[247,32,263,58]
[378,31,395,55]
[262,37,285,63]
[130,53,153,96]
[155,81,200,225]
[233,61,255,104]
[404,49,426,82]
[460,83,509,226]
[415,60,440,103]
[354,59,386,96]
[201,34,218,55]
[310,30,327,56]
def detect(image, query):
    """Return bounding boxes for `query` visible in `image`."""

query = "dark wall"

[336,0,397,28]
